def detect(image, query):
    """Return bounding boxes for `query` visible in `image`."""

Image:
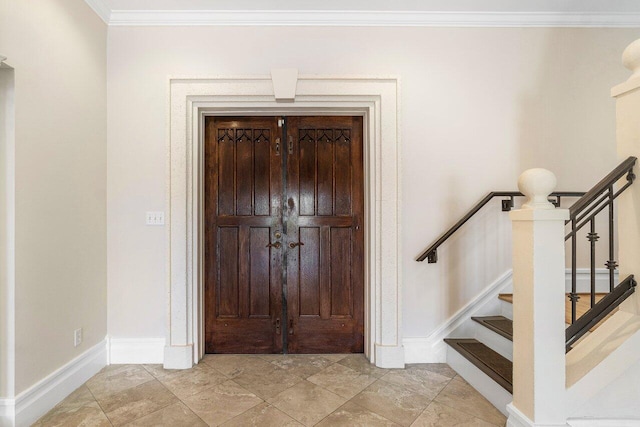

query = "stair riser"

[474,323,513,361]
[500,299,513,319]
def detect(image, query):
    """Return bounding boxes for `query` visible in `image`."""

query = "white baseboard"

[567,419,640,427]
[403,270,513,363]
[1,339,107,427]
[109,338,165,364]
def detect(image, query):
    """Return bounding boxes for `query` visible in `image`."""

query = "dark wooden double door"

[204,116,364,354]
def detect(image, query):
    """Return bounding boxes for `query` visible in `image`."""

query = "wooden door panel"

[286,116,364,354]
[206,115,364,355]
[205,117,283,354]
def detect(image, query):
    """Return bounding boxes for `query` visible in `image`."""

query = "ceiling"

[86,0,640,26]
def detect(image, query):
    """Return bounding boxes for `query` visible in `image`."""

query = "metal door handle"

[289,242,304,248]
[289,319,294,335]
[266,242,282,249]
[275,318,281,335]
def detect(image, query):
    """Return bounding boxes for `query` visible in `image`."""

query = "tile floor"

[34,354,507,426]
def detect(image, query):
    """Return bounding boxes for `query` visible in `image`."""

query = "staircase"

[443,292,615,416]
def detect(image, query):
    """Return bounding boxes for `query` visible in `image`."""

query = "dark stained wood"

[205,116,364,354]
[205,117,283,354]
[444,338,513,393]
[285,116,364,354]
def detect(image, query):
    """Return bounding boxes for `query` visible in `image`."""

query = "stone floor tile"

[181,379,263,426]
[98,379,178,426]
[434,379,507,426]
[32,404,111,427]
[406,363,458,379]
[319,353,349,363]
[349,379,432,426]
[232,363,303,399]
[411,401,498,426]
[268,380,347,426]
[124,402,207,426]
[316,401,400,426]
[307,363,377,399]
[202,354,274,378]
[268,354,335,378]
[221,402,303,426]
[381,366,451,399]
[158,362,228,399]
[86,365,154,400]
[338,354,389,378]
[142,364,182,379]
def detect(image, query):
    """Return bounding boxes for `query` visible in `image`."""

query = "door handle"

[275,318,281,335]
[289,319,294,335]
[266,242,282,249]
[289,242,304,249]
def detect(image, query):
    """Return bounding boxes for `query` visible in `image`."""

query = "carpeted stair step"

[472,316,513,341]
[444,338,513,393]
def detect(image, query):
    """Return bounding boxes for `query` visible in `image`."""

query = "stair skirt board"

[446,345,513,417]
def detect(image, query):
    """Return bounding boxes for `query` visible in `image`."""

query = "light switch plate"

[146,211,165,225]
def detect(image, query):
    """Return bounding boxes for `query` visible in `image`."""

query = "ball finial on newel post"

[623,38,640,81]
[518,168,557,210]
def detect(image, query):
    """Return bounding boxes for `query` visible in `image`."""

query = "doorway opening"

[204,116,365,354]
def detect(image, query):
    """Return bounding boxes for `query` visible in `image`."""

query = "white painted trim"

[403,269,513,363]
[507,403,534,427]
[0,339,107,427]
[567,419,640,427]
[107,9,640,28]
[167,75,403,369]
[108,338,165,364]
[448,348,512,417]
[83,0,110,24]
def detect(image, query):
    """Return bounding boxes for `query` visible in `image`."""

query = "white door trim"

[165,75,403,368]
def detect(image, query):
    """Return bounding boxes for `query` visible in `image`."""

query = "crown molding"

[84,0,111,24]
[105,9,640,27]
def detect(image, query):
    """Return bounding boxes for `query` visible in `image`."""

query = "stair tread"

[498,293,616,331]
[444,338,513,393]
[472,316,513,341]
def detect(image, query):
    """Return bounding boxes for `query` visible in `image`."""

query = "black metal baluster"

[587,219,598,308]
[608,186,615,293]
[571,218,578,323]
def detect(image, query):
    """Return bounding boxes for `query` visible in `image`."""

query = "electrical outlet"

[146,211,165,226]
[74,328,83,347]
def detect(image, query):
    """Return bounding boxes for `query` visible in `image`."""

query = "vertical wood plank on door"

[250,227,270,317]
[217,227,239,317]
[236,129,253,216]
[299,227,320,316]
[254,130,271,216]
[331,227,352,316]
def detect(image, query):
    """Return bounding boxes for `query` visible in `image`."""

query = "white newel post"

[506,169,568,427]
[612,38,640,315]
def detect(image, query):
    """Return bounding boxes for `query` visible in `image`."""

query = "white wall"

[0,0,107,394]
[106,26,637,347]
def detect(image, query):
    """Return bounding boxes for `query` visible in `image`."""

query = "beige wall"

[0,0,107,394]
[106,27,637,342]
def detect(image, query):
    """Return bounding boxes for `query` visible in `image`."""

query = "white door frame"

[165,74,403,369]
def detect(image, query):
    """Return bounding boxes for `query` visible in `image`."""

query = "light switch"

[146,211,165,225]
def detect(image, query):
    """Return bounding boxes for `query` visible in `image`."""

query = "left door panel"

[204,117,283,353]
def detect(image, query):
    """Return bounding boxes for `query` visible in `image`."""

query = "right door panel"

[285,116,365,353]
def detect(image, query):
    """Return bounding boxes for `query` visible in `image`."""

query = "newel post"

[506,169,568,427]
[612,38,640,315]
